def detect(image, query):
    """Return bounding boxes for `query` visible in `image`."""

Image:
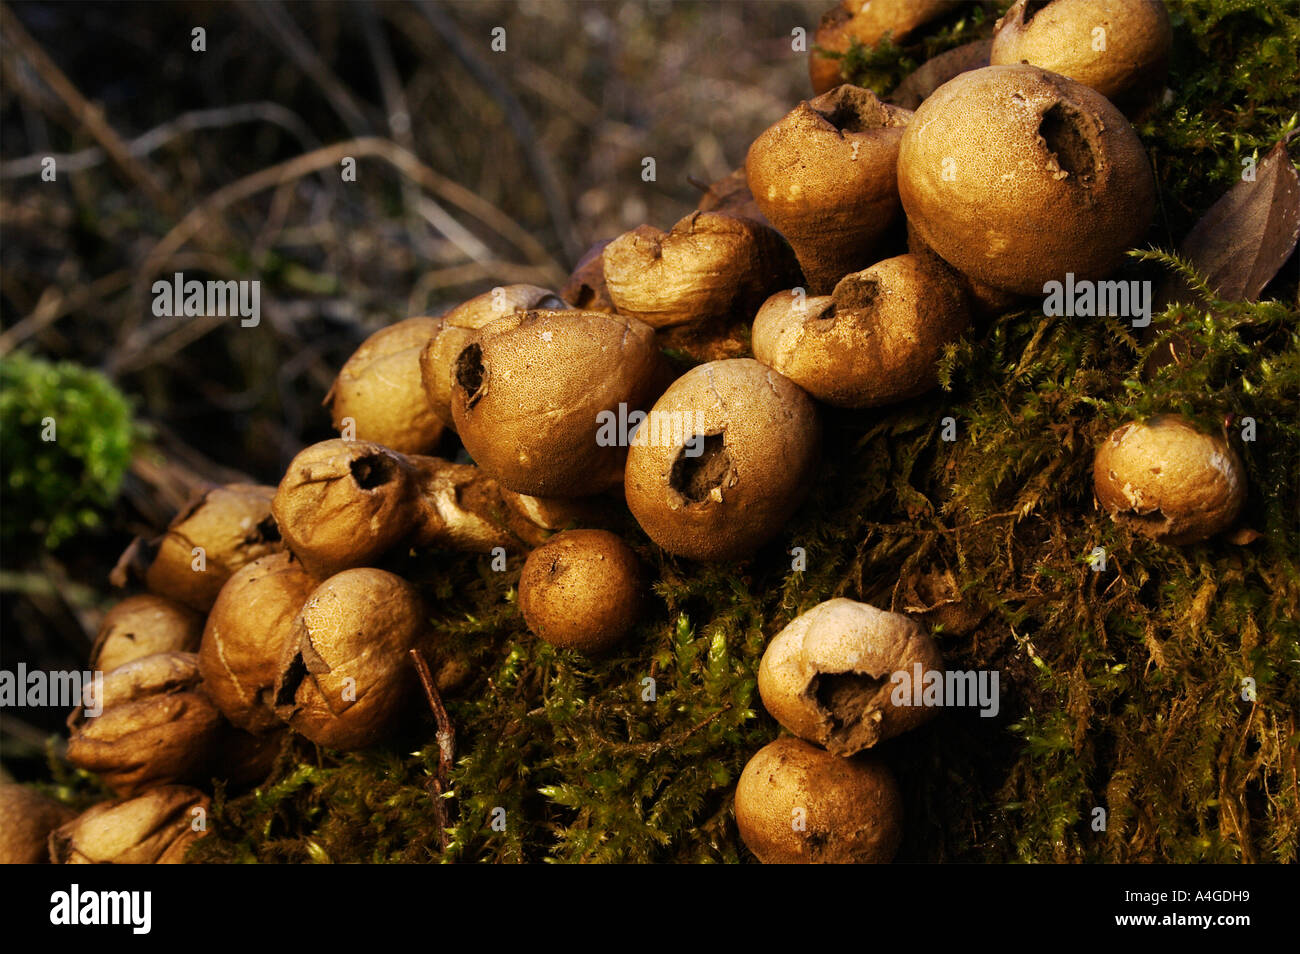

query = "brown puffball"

[735,737,903,864]
[889,37,993,110]
[198,552,319,733]
[126,483,282,612]
[272,568,424,750]
[898,65,1156,296]
[603,211,799,330]
[65,652,224,797]
[420,284,567,426]
[49,786,209,864]
[1093,415,1246,544]
[747,85,912,293]
[991,0,1172,112]
[0,785,75,863]
[906,217,1023,319]
[695,167,773,229]
[519,530,643,654]
[90,594,203,674]
[810,0,955,95]
[451,310,668,498]
[758,598,944,755]
[752,254,970,408]
[560,240,616,313]
[624,359,820,562]
[325,316,444,454]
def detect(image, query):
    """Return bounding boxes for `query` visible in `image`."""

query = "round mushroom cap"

[143,483,281,612]
[90,594,203,674]
[898,65,1155,295]
[991,0,1172,109]
[758,598,944,755]
[199,551,320,733]
[1093,415,1246,544]
[450,310,667,498]
[624,358,819,561]
[272,440,419,578]
[752,254,970,408]
[49,786,209,864]
[602,211,797,329]
[746,85,912,293]
[420,284,568,425]
[65,652,223,797]
[273,568,424,750]
[0,784,75,863]
[519,530,643,654]
[735,736,903,864]
[326,316,445,454]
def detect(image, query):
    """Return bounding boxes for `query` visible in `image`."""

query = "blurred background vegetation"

[1,1,1297,863]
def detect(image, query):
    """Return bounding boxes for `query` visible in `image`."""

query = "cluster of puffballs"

[2,0,1252,865]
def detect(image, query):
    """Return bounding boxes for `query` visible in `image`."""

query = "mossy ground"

[43,0,1300,863]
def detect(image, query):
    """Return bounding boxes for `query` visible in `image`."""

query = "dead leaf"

[1225,527,1263,545]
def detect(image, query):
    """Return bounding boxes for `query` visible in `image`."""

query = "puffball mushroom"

[451,309,668,498]
[65,652,224,797]
[198,551,320,733]
[603,211,799,330]
[90,594,203,674]
[991,0,1173,112]
[758,598,944,755]
[272,568,424,750]
[695,167,773,229]
[1093,415,1246,544]
[272,439,560,578]
[114,483,283,613]
[752,254,970,408]
[810,0,956,95]
[898,65,1156,296]
[624,358,820,562]
[0,784,74,863]
[420,284,568,426]
[560,240,616,313]
[735,737,903,864]
[49,786,209,864]
[519,530,643,654]
[747,85,912,294]
[325,315,444,454]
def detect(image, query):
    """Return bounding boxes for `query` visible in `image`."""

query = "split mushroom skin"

[624,358,820,562]
[991,0,1173,112]
[758,598,944,755]
[747,85,912,294]
[897,64,1156,296]
[451,309,669,498]
[325,315,444,454]
[49,785,209,864]
[735,736,903,864]
[1093,415,1246,544]
[752,253,970,408]
[519,529,643,654]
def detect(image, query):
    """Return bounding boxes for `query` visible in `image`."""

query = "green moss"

[144,1,1300,863]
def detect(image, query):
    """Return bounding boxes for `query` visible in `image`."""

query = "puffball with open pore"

[325,315,444,454]
[752,254,970,408]
[624,358,819,562]
[735,737,903,864]
[451,309,668,498]
[1093,415,1246,544]
[198,551,319,733]
[602,211,798,330]
[420,284,568,426]
[519,530,643,654]
[273,568,424,750]
[991,0,1172,112]
[758,598,943,755]
[90,594,203,674]
[898,65,1156,296]
[746,85,912,294]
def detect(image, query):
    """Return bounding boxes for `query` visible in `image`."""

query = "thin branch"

[410,648,456,854]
